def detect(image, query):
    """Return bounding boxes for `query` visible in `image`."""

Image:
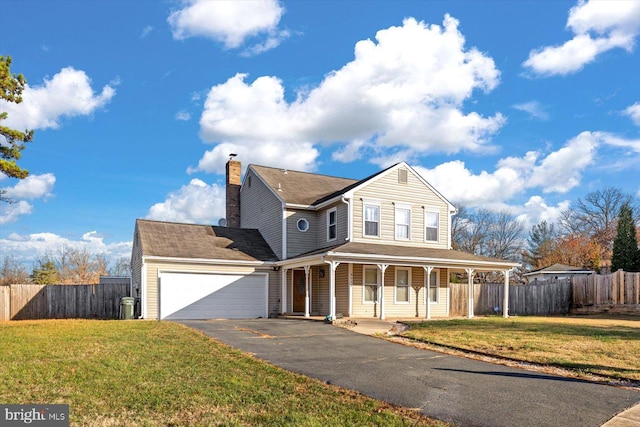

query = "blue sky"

[2,0,640,268]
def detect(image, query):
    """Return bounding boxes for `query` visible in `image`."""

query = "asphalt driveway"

[178,319,640,427]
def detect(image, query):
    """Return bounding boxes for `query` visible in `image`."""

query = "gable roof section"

[248,161,455,212]
[248,164,357,206]
[136,219,278,262]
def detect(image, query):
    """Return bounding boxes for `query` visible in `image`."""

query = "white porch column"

[466,268,475,319]
[281,268,288,314]
[377,264,388,320]
[325,261,340,320]
[304,265,311,318]
[503,269,510,319]
[424,266,434,320]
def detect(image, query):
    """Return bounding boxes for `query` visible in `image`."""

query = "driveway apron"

[178,319,640,427]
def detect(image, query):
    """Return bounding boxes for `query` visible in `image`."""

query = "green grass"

[0,320,446,426]
[401,315,640,381]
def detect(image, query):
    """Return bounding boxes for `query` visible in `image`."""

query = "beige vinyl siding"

[143,260,278,320]
[286,209,318,258]
[240,169,283,259]
[316,202,349,248]
[349,264,449,318]
[335,263,349,316]
[352,166,450,249]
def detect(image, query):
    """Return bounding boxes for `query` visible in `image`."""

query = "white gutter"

[281,202,287,260]
[142,255,271,267]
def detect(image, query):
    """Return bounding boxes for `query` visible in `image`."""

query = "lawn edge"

[389,332,640,391]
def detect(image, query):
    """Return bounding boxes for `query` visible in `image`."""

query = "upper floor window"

[364,203,380,237]
[425,210,439,242]
[395,205,411,240]
[327,208,337,241]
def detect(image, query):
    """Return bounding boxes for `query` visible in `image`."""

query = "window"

[426,269,439,303]
[363,267,378,303]
[395,205,411,240]
[395,268,410,303]
[297,218,309,232]
[364,203,380,237]
[425,210,439,242]
[327,208,337,241]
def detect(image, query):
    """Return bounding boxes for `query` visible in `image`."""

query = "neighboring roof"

[285,241,519,270]
[523,263,593,276]
[249,164,357,206]
[136,219,278,262]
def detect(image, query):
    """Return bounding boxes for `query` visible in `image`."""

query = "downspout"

[140,259,147,319]
[281,202,287,260]
[341,197,351,241]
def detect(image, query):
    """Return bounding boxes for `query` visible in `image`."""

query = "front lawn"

[0,320,446,426]
[401,315,640,382]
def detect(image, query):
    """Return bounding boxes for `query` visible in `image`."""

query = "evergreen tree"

[31,260,60,284]
[611,203,640,272]
[1,55,34,201]
[527,220,557,268]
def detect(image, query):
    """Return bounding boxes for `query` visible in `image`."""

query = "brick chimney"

[226,157,241,227]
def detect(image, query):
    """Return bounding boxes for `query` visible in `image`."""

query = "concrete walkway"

[179,319,640,427]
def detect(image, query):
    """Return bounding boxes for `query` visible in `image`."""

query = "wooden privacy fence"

[0,283,131,321]
[449,279,572,317]
[449,271,640,317]
[571,270,640,314]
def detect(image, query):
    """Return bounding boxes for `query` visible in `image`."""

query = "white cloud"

[4,173,55,200]
[146,178,226,224]
[167,0,288,54]
[415,131,602,210]
[513,101,549,120]
[0,67,115,130]
[524,0,640,76]
[598,132,640,153]
[0,173,56,224]
[175,110,191,121]
[0,231,132,266]
[624,102,640,126]
[141,25,153,38]
[0,201,33,225]
[194,16,504,174]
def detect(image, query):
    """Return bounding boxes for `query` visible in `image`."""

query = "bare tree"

[110,257,131,276]
[0,255,31,285]
[56,247,108,284]
[561,187,637,262]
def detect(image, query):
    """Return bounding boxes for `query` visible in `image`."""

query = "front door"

[293,270,306,312]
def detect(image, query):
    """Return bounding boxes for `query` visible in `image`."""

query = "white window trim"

[424,208,440,243]
[395,267,411,304]
[362,265,379,304]
[297,218,309,232]
[327,207,337,242]
[394,203,412,241]
[425,269,440,304]
[363,200,381,238]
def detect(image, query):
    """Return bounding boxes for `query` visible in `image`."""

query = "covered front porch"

[277,242,519,321]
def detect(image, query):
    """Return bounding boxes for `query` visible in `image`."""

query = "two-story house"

[131,159,519,321]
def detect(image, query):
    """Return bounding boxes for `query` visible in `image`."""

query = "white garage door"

[159,272,268,320]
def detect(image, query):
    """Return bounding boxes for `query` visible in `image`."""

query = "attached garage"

[159,272,268,320]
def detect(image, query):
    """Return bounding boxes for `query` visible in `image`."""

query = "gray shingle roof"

[249,164,358,205]
[136,219,278,262]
